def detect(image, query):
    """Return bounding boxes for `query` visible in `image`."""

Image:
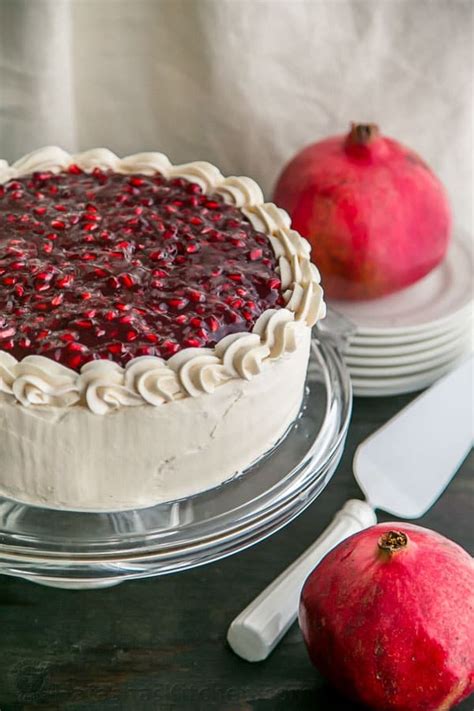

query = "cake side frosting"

[0,148,325,414]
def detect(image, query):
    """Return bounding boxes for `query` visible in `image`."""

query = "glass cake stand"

[0,333,352,589]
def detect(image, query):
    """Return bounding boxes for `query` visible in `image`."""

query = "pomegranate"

[0,169,283,370]
[299,523,474,711]
[274,124,452,300]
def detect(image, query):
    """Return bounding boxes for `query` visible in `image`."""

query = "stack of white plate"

[329,231,473,397]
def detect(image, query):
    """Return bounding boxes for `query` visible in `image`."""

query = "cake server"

[227,355,473,662]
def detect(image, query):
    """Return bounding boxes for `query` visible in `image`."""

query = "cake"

[0,147,325,511]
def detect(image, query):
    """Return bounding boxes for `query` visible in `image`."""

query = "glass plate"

[0,338,352,589]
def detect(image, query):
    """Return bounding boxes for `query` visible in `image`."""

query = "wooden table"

[1,394,472,710]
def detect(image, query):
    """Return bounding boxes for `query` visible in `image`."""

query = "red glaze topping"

[0,168,284,370]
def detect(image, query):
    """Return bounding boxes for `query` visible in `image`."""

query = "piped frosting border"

[0,147,325,414]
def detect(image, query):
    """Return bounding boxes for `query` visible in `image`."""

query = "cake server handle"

[227,499,376,662]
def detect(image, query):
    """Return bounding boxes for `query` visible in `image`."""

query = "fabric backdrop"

[0,0,472,232]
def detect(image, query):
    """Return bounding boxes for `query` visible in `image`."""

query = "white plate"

[345,332,472,368]
[329,231,473,336]
[351,354,468,395]
[347,340,472,376]
[345,319,472,357]
[348,308,472,346]
[345,336,472,368]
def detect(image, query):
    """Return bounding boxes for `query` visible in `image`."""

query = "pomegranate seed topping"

[0,168,281,369]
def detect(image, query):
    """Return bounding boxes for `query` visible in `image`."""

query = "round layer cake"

[0,148,325,511]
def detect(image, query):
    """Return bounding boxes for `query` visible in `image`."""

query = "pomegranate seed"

[162,340,179,355]
[268,277,281,290]
[183,337,201,348]
[115,302,130,312]
[83,222,99,231]
[107,342,124,355]
[51,219,66,230]
[120,273,135,289]
[207,317,219,332]
[249,248,263,261]
[107,276,120,290]
[68,164,83,175]
[67,354,85,370]
[76,319,93,329]
[188,290,204,303]
[168,298,186,309]
[56,274,74,288]
[0,327,16,339]
[60,333,75,342]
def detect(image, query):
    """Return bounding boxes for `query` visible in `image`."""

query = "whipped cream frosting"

[0,148,325,414]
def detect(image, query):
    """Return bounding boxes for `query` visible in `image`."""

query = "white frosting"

[0,329,311,511]
[0,147,325,415]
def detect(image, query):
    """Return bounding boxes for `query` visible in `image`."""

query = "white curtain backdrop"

[0,0,472,231]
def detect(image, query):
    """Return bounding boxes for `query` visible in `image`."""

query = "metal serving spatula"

[228,355,474,662]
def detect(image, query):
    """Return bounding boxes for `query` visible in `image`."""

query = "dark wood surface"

[0,394,472,711]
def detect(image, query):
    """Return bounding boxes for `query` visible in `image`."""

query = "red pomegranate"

[274,124,452,300]
[299,523,474,711]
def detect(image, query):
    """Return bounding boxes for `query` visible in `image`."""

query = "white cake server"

[228,355,474,662]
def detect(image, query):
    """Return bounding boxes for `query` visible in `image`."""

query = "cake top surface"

[0,167,283,370]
